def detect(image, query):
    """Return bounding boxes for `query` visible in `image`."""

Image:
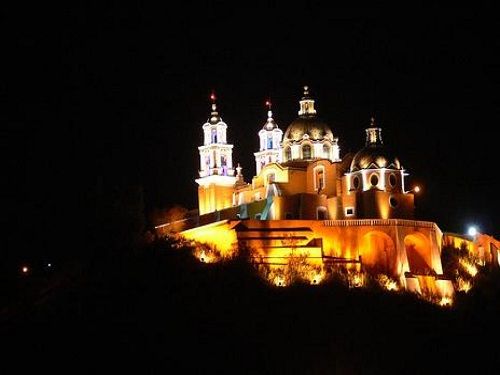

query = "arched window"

[370,173,379,187]
[221,155,227,176]
[316,206,327,220]
[314,167,325,192]
[389,174,397,188]
[352,175,360,190]
[267,135,273,149]
[302,144,312,159]
[323,144,330,158]
[211,128,217,143]
[284,146,292,161]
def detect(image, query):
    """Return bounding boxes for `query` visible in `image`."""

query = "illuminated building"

[156,86,499,301]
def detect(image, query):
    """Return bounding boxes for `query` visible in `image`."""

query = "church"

[156,86,499,302]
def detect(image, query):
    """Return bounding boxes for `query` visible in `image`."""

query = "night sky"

[4,5,500,261]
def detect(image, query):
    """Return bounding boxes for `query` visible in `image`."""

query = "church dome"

[350,147,401,171]
[283,86,333,142]
[350,120,401,172]
[284,117,333,141]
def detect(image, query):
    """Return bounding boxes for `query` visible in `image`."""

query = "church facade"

[159,87,471,300]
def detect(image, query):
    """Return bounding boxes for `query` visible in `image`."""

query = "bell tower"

[195,91,237,215]
[254,99,283,175]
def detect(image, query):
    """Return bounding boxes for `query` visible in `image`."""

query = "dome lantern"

[281,86,340,162]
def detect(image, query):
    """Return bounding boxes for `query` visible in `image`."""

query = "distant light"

[22,266,29,273]
[413,186,420,193]
[468,226,478,237]
[47,263,52,267]
[210,92,216,101]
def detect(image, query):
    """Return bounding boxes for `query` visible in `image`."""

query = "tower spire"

[209,90,220,124]
[254,98,283,175]
[265,98,272,119]
[365,116,383,146]
[298,85,317,116]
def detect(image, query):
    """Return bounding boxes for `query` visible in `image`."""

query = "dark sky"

[4,4,500,254]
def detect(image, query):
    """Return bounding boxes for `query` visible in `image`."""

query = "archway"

[404,233,433,274]
[360,231,397,276]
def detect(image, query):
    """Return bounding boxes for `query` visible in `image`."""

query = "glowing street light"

[406,185,421,194]
[467,226,478,237]
[21,266,29,274]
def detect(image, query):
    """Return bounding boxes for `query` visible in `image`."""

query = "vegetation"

[2,235,499,374]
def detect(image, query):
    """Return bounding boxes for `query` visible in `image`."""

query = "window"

[316,207,327,220]
[323,144,330,158]
[211,128,217,143]
[352,176,360,190]
[345,207,355,216]
[267,135,273,149]
[389,174,397,187]
[302,144,312,159]
[389,197,399,208]
[370,173,379,187]
[314,167,325,192]
[285,147,292,161]
[221,155,227,175]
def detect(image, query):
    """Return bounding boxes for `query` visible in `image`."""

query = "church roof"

[350,119,401,172]
[283,86,334,142]
[283,116,333,142]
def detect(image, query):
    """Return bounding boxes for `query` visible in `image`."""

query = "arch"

[302,144,312,159]
[369,173,379,188]
[360,231,397,276]
[316,206,328,220]
[389,173,397,188]
[404,233,433,274]
[313,165,325,192]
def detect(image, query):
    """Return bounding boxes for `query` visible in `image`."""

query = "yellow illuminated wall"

[181,220,238,257]
[198,184,235,215]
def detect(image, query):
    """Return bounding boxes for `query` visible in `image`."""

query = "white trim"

[345,207,355,217]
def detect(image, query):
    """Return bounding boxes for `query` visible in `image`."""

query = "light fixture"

[467,226,478,237]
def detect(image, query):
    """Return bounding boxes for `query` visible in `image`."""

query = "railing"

[323,219,437,229]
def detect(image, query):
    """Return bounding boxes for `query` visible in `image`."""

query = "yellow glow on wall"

[181,220,237,257]
[404,233,433,274]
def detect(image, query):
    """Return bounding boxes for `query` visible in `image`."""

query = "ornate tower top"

[263,99,279,131]
[209,90,221,124]
[298,85,317,116]
[365,116,383,147]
